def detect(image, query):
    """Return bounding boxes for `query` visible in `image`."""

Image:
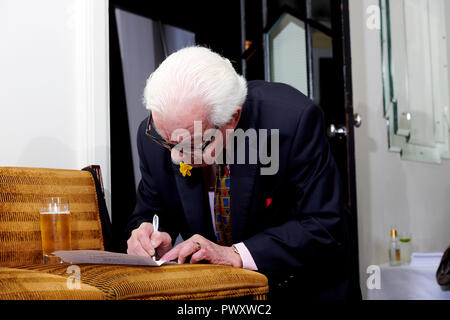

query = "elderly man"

[126,46,352,299]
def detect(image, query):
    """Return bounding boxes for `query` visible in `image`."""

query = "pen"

[152,214,159,260]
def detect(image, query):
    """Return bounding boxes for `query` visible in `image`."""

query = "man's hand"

[160,234,242,268]
[127,222,172,259]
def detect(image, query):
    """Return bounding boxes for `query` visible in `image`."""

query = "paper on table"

[53,250,176,266]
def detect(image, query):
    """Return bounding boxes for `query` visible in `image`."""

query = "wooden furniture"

[0,166,268,300]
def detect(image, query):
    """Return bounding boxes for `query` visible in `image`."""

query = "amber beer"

[39,198,72,263]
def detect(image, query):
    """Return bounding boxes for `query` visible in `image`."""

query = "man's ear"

[228,107,242,129]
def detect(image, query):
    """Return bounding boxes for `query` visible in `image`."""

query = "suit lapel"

[229,162,258,243]
[172,159,258,244]
[227,119,259,243]
[172,163,215,241]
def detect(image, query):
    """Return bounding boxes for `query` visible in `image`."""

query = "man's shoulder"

[138,116,149,135]
[247,80,312,107]
[244,80,317,128]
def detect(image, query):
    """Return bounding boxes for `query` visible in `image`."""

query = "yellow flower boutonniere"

[179,162,193,177]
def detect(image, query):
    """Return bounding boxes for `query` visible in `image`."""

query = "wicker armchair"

[0,166,268,300]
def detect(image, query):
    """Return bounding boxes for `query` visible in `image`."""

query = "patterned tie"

[214,164,232,246]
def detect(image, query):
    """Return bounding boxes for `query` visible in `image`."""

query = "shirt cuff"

[234,242,258,271]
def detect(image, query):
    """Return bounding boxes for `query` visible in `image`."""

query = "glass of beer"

[39,197,72,264]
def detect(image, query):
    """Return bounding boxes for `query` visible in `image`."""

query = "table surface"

[367,262,450,300]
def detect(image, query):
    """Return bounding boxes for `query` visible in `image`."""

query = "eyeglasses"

[145,112,219,154]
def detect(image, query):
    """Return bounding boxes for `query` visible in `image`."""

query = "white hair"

[143,46,248,127]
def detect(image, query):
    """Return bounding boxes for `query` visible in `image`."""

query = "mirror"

[266,13,309,96]
[380,0,450,163]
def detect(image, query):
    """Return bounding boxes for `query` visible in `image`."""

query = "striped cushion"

[0,267,104,300]
[0,167,104,267]
[18,263,269,300]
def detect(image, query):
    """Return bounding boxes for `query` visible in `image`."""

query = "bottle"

[388,228,401,266]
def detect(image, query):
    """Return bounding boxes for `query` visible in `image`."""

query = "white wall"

[349,0,450,298]
[0,0,111,215]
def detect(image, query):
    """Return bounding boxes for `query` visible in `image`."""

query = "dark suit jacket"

[126,80,353,300]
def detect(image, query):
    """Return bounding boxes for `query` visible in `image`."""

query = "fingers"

[150,231,172,258]
[150,231,171,249]
[160,246,180,262]
[160,235,206,263]
[126,222,154,257]
[137,230,154,256]
[154,234,239,267]
[127,238,151,257]
[190,248,208,264]
[160,239,188,262]
[177,241,202,264]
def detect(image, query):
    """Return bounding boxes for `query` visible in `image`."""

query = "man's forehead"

[153,112,211,140]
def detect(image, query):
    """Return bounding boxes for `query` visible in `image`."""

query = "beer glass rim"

[40,197,70,213]
[41,196,69,201]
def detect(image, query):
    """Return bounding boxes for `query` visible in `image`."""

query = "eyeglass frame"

[145,111,219,154]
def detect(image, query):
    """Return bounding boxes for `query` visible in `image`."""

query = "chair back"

[0,167,105,267]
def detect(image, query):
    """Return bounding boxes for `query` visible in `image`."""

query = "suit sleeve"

[242,103,347,274]
[125,122,178,242]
